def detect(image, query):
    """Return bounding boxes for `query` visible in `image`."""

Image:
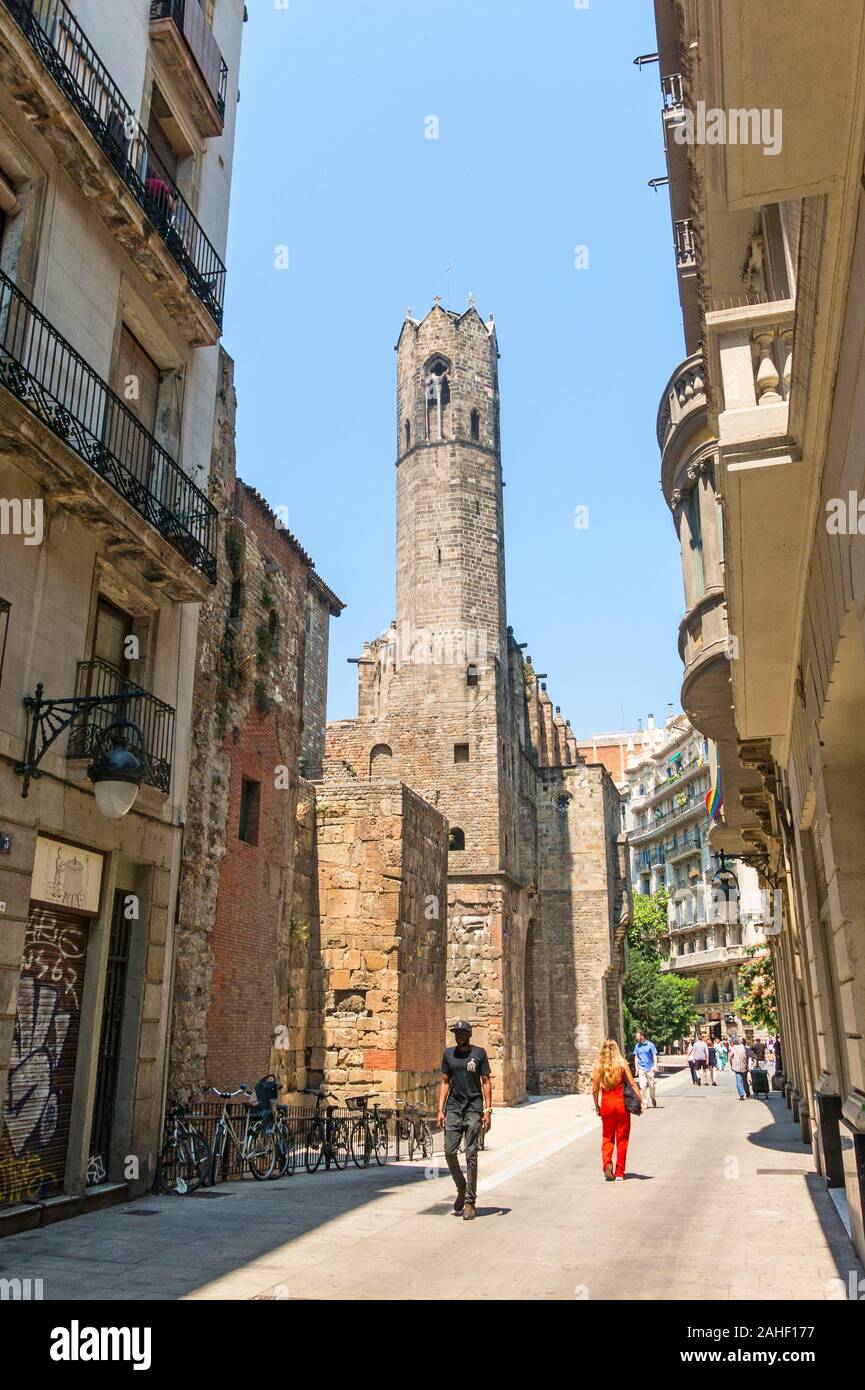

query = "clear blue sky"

[223,0,686,733]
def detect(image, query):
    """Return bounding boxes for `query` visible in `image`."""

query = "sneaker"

[453,1190,466,1215]
[463,1203,476,1221]
[739,1095,745,1101]
[615,1176,625,1182]
[604,1163,615,1182]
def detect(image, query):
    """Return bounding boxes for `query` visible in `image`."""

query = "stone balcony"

[661,943,748,972]
[657,353,707,488]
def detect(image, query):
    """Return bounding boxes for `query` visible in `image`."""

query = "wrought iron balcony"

[0,269,217,582]
[66,660,175,795]
[1,0,226,328]
[150,0,229,137]
[674,217,696,271]
[661,72,684,111]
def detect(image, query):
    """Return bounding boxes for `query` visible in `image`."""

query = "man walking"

[730,1037,752,1099]
[633,1028,658,1109]
[437,1020,492,1222]
[690,1034,709,1085]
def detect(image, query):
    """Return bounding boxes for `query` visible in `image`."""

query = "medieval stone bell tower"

[395,302,507,662]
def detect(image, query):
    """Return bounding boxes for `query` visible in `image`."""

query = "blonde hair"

[592,1039,627,1091]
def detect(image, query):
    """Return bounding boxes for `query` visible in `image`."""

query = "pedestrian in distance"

[633,1028,658,1109]
[437,1020,492,1222]
[592,1039,642,1181]
[687,1040,699,1086]
[716,1040,728,1072]
[707,1039,717,1085]
[730,1038,752,1099]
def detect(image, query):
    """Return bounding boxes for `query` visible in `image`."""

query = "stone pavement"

[1,1061,861,1301]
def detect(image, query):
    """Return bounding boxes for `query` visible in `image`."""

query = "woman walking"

[592,1039,641,1182]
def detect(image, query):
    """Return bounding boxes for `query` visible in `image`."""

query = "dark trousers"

[444,1109,482,1204]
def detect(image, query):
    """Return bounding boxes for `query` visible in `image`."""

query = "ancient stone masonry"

[324,304,630,1102]
[168,350,343,1103]
[317,782,448,1110]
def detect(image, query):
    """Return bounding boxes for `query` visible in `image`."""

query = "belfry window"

[425,357,451,440]
[467,663,479,686]
[404,418,411,449]
[470,408,480,441]
[449,827,465,852]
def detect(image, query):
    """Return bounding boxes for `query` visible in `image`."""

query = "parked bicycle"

[348,1094,390,1168]
[406,1105,434,1161]
[302,1089,350,1173]
[208,1084,277,1183]
[156,1101,210,1194]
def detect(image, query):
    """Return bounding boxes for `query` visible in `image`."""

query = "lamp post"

[15,681,147,819]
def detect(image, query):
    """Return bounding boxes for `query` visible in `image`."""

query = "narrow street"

[1,1063,860,1301]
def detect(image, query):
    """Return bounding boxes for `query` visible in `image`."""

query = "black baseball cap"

[450,1020,473,1034]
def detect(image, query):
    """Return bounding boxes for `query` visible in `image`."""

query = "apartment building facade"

[622,711,764,1038]
[651,0,865,1264]
[0,0,244,1227]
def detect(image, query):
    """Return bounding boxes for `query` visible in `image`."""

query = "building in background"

[652,0,865,1263]
[0,0,245,1227]
[325,303,630,1102]
[622,709,765,1038]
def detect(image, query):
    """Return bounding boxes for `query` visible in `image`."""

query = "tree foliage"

[623,953,699,1050]
[736,947,777,1032]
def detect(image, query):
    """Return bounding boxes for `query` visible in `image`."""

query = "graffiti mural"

[1,912,88,1203]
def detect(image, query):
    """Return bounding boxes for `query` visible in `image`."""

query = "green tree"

[623,953,699,1050]
[736,947,777,1032]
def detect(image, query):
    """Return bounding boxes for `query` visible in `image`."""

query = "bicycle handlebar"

[208,1085,250,1099]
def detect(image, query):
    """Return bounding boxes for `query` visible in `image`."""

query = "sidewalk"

[0,1063,860,1300]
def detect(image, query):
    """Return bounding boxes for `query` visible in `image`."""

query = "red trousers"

[601,1084,631,1177]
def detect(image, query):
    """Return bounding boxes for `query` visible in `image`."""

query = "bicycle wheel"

[156,1134,181,1194]
[247,1120,277,1180]
[420,1121,434,1161]
[276,1120,296,1177]
[305,1118,324,1173]
[210,1124,226,1186]
[407,1121,417,1162]
[178,1126,210,1192]
[349,1118,370,1169]
[373,1119,389,1166]
[331,1118,351,1171]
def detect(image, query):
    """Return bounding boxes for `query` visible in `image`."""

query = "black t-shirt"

[441,1045,491,1113]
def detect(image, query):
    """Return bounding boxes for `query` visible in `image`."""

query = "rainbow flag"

[706,764,723,822]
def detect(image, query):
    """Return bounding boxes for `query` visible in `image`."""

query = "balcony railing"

[661,72,684,110]
[150,0,228,125]
[67,660,175,794]
[0,269,218,582]
[2,0,226,328]
[674,217,696,271]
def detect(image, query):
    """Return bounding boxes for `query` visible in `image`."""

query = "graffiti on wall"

[1,917,86,1203]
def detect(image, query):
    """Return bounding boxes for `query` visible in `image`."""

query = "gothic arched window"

[448,827,465,852]
[425,357,451,440]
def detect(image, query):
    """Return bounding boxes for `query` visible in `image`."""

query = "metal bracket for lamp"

[15,680,147,800]
[712,847,781,891]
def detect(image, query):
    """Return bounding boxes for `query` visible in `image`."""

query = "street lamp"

[16,681,147,819]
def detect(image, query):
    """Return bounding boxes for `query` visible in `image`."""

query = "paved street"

[1,1062,861,1301]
